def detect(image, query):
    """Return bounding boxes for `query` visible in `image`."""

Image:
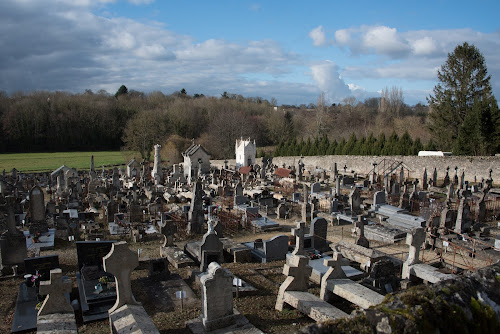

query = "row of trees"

[0,42,497,159]
[271,132,434,157]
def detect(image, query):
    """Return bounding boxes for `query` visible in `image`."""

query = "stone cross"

[402,228,426,280]
[38,268,73,316]
[275,255,311,311]
[320,251,350,300]
[291,221,306,256]
[103,241,140,313]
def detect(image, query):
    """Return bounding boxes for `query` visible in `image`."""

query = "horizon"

[1,0,499,106]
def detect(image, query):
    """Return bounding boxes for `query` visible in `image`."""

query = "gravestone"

[422,168,428,190]
[1,196,27,269]
[402,228,426,280]
[76,241,116,322]
[38,268,73,316]
[29,185,48,234]
[275,254,312,311]
[24,255,59,281]
[311,217,328,252]
[311,182,321,194]
[200,262,235,331]
[188,180,204,235]
[199,224,224,272]
[320,250,349,300]
[243,235,289,263]
[349,187,361,214]
[291,221,307,256]
[102,241,140,313]
[354,216,369,248]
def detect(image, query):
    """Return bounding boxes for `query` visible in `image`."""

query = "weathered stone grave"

[187,262,261,333]
[0,196,27,271]
[104,241,160,334]
[36,268,77,334]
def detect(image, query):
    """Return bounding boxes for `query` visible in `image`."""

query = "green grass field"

[0,151,137,172]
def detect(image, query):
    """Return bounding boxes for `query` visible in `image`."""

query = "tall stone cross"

[103,241,140,313]
[320,250,349,300]
[38,268,73,316]
[402,228,425,280]
[406,228,425,266]
[291,221,306,256]
[276,255,312,310]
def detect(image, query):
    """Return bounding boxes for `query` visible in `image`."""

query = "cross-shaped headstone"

[38,268,73,316]
[291,221,306,256]
[323,251,349,280]
[405,228,425,266]
[103,241,140,313]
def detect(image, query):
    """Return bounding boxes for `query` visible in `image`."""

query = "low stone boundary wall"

[212,155,499,184]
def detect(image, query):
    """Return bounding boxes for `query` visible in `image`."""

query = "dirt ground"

[1,213,498,334]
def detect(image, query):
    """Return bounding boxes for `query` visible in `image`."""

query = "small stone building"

[235,137,256,169]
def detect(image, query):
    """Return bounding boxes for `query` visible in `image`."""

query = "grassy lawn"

[0,151,137,173]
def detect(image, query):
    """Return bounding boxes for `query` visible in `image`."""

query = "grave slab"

[408,263,458,283]
[161,246,196,268]
[109,304,159,334]
[24,229,56,251]
[37,313,77,334]
[326,279,385,309]
[283,291,349,322]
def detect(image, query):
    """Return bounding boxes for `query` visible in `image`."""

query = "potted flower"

[98,276,110,289]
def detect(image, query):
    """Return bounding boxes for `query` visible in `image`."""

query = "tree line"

[0,43,497,159]
[271,132,435,158]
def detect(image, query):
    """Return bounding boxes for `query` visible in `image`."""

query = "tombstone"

[330,198,339,213]
[311,217,328,252]
[277,203,287,219]
[213,219,225,238]
[275,254,312,311]
[29,185,48,235]
[446,183,454,202]
[354,215,369,248]
[199,262,236,331]
[291,222,307,256]
[243,235,289,263]
[432,168,438,187]
[24,255,59,281]
[102,241,139,313]
[199,225,224,272]
[0,196,27,269]
[335,176,341,197]
[460,171,465,190]
[349,187,361,214]
[476,186,489,223]
[148,258,170,279]
[235,182,243,197]
[159,217,177,247]
[373,191,386,208]
[422,168,428,190]
[391,182,400,195]
[37,268,73,316]
[443,167,450,187]
[76,241,116,321]
[188,180,205,235]
[310,182,321,194]
[399,166,405,185]
[320,250,349,301]
[401,228,426,280]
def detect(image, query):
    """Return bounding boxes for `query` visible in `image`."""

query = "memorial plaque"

[24,255,59,281]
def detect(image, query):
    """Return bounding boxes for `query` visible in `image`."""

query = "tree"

[379,86,404,117]
[122,109,168,160]
[428,42,498,153]
[115,85,128,97]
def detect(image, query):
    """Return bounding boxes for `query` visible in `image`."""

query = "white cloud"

[310,61,351,103]
[309,25,327,47]
[410,36,438,56]
[362,26,410,57]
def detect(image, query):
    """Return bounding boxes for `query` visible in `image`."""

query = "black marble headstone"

[24,255,59,281]
[76,240,114,271]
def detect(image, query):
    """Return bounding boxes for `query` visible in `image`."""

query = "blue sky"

[1,0,499,105]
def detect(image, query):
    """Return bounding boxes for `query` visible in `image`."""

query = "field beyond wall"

[0,151,134,173]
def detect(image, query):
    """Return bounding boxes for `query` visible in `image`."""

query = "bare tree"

[379,86,404,116]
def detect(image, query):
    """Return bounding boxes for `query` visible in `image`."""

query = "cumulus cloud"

[128,0,155,5]
[310,61,351,103]
[309,25,327,47]
[0,0,302,102]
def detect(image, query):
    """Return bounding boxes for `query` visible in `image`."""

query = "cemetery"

[0,143,500,334]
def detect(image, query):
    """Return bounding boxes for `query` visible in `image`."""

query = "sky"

[1,0,500,106]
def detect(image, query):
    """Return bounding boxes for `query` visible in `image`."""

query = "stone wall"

[212,155,499,184]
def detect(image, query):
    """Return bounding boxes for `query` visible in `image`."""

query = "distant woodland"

[0,87,435,161]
